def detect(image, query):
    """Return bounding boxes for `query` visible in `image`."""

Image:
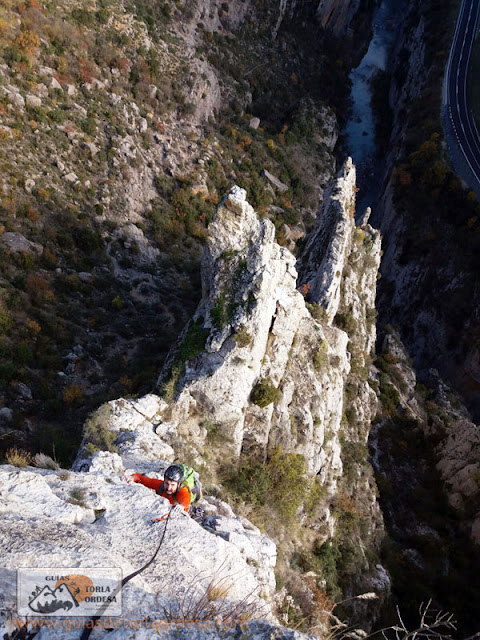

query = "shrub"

[0,302,13,335]
[306,302,328,324]
[313,540,340,597]
[111,295,124,310]
[250,377,281,407]
[378,372,400,415]
[14,28,40,58]
[210,295,228,329]
[161,363,182,402]
[366,307,378,328]
[177,320,209,363]
[0,360,17,384]
[334,310,357,334]
[15,342,33,365]
[83,404,117,453]
[161,568,264,624]
[33,453,60,470]
[71,8,95,27]
[69,488,86,506]
[267,447,307,519]
[304,477,327,516]
[63,385,84,407]
[226,446,308,521]
[73,226,102,253]
[313,340,328,371]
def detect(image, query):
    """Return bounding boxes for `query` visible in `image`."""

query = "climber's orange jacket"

[131,474,191,511]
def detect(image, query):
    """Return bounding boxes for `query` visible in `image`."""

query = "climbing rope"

[79,505,173,640]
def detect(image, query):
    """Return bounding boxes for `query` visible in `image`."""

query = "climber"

[126,464,203,520]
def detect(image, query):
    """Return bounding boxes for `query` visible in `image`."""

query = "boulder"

[6,92,25,109]
[9,382,33,403]
[261,169,288,193]
[0,408,13,429]
[24,178,35,193]
[0,232,43,256]
[25,94,42,108]
[49,76,62,91]
[33,83,48,97]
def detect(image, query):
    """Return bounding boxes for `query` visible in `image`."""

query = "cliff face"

[149,160,381,508]
[375,0,480,525]
[367,0,480,628]
[274,0,375,39]
[373,0,480,415]
[315,0,361,35]
[0,456,301,639]
[71,161,387,627]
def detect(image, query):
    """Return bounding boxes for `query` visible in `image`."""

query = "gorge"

[1,0,480,637]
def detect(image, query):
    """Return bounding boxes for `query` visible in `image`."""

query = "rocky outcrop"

[151,166,380,493]
[315,0,362,36]
[0,459,280,639]
[0,231,43,256]
[300,158,357,322]
[273,0,367,39]
[74,159,383,519]
[163,183,349,481]
[72,161,387,629]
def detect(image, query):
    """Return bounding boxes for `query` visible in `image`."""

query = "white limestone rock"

[0,468,95,524]
[6,91,25,109]
[73,395,174,471]
[49,76,63,91]
[64,83,76,96]
[25,94,42,108]
[87,451,125,475]
[299,158,357,323]
[24,178,35,193]
[153,175,378,492]
[33,83,48,97]
[0,464,280,639]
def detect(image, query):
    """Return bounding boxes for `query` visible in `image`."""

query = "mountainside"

[0,0,354,462]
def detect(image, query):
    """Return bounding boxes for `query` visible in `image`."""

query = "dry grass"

[207,581,232,602]
[5,448,32,467]
[159,562,267,624]
[33,452,60,470]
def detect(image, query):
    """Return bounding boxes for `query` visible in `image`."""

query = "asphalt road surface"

[445,0,480,190]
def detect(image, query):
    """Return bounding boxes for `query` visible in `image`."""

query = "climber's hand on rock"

[121,473,140,485]
[170,504,188,518]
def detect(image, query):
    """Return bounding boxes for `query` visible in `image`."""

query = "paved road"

[445,0,480,189]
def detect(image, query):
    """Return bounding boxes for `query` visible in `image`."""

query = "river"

[344,0,402,215]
